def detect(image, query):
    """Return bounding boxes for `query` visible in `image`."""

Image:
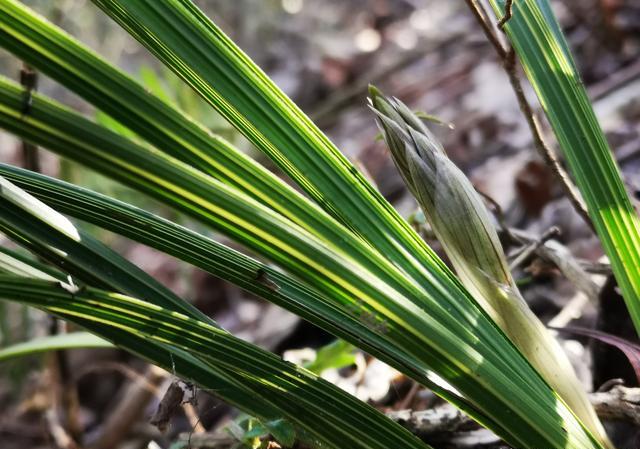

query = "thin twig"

[465,0,507,59]
[47,320,82,444]
[89,365,167,449]
[464,1,595,232]
[543,239,602,326]
[74,361,162,395]
[497,0,514,30]
[177,433,236,449]
[508,226,560,270]
[548,292,590,328]
[508,228,602,301]
[589,385,640,427]
[597,378,625,393]
[580,260,612,276]
[475,0,499,35]
[45,347,80,449]
[506,51,595,232]
[45,408,79,449]
[397,381,420,410]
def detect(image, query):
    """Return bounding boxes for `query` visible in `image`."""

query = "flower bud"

[370,86,610,447]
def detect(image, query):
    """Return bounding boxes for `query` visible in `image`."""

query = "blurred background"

[1,1,640,448]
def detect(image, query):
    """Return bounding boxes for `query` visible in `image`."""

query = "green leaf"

[83,0,458,299]
[487,0,640,335]
[230,416,266,449]
[0,172,212,324]
[0,163,404,370]
[239,421,266,442]
[0,180,430,449]
[305,340,356,375]
[263,418,296,448]
[0,246,62,281]
[138,65,172,103]
[0,0,362,256]
[0,332,112,362]
[0,0,457,329]
[94,111,137,140]
[0,276,432,449]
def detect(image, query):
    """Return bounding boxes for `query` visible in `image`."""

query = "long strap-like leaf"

[0,206,323,447]
[0,0,460,305]
[0,164,429,376]
[0,77,482,341]
[0,175,212,324]
[489,0,640,333]
[0,184,431,449]
[0,0,409,285]
[0,278,429,449]
[0,9,534,439]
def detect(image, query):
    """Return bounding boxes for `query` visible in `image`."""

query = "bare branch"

[465,0,507,59]
[464,1,595,232]
[388,385,640,439]
[508,226,560,270]
[497,0,514,30]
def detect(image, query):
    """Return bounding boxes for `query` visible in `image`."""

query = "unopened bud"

[369,86,610,446]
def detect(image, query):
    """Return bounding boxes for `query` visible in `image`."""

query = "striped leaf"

[0,277,430,449]
[0,180,430,449]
